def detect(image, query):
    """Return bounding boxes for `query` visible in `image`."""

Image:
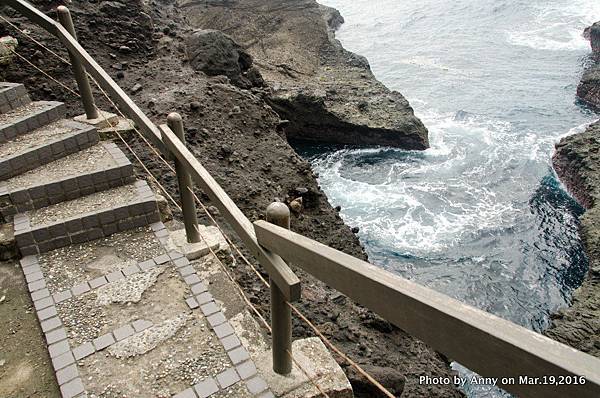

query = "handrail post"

[168,113,201,243]
[266,202,293,375]
[56,6,99,120]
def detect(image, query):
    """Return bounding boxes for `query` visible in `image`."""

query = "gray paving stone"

[28,278,46,292]
[71,282,90,296]
[213,322,235,339]
[173,388,197,398]
[46,327,67,345]
[20,255,38,267]
[32,288,50,301]
[52,350,75,371]
[72,342,95,360]
[106,270,125,283]
[246,376,268,395]
[194,377,219,398]
[173,257,190,268]
[206,312,226,327]
[186,297,199,310]
[89,276,108,289]
[195,292,213,305]
[37,305,57,321]
[168,250,184,260]
[122,264,140,276]
[132,319,153,333]
[60,377,84,398]
[56,363,79,385]
[235,360,257,380]
[191,282,208,295]
[216,367,240,389]
[48,340,70,358]
[257,390,275,398]
[22,263,41,275]
[53,290,73,304]
[25,271,44,283]
[221,334,241,352]
[200,301,219,317]
[139,259,156,270]
[154,253,170,264]
[184,274,202,285]
[41,316,62,333]
[34,296,54,311]
[113,324,134,341]
[150,222,165,231]
[227,346,250,365]
[178,265,195,277]
[93,332,115,351]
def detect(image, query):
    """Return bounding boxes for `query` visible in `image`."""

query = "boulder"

[584,21,600,55]
[185,29,263,89]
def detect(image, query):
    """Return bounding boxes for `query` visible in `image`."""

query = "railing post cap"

[56,5,69,14]
[167,112,183,123]
[266,202,290,217]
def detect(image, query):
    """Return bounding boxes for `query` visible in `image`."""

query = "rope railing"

[4,3,600,398]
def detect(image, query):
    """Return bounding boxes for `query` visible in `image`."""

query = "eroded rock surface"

[547,121,600,357]
[578,21,600,109]
[181,0,429,149]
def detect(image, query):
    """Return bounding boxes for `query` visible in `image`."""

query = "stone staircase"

[0,82,286,398]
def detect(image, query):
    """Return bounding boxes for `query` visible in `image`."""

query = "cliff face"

[546,122,600,357]
[578,21,600,109]
[0,1,461,396]
[180,0,429,149]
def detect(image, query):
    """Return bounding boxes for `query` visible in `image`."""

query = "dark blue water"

[302,1,599,396]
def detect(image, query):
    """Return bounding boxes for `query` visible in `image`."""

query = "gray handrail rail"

[2,0,167,155]
[254,220,600,398]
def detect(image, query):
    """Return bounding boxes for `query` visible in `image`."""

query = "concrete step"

[0,100,65,143]
[0,119,99,181]
[0,82,31,114]
[0,141,135,218]
[13,180,160,256]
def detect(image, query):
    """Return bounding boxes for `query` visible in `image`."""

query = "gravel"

[0,101,45,125]
[38,226,165,293]
[5,143,116,190]
[0,119,76,158]
[28,183,138,226]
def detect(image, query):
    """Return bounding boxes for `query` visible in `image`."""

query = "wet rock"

[289,197,303,214]
[351,226,360,234]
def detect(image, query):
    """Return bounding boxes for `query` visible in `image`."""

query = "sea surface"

[305,1,600,396]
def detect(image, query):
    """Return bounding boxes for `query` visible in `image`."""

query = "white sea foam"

[507,0,600,51]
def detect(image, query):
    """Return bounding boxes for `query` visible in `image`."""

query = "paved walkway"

[1,81,274,398]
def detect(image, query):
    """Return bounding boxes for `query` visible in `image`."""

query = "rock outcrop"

[578,21,600,109]
[180,0,429,149]
[546,122,600,357]
[185,29,264,89]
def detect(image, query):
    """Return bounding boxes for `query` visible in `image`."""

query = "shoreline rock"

[577,21,600,109]
[547,23,600,357]
[546,122,600,357]
[181,0,429,150]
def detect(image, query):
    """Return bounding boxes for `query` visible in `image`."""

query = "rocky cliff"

[180,0,429,149]
[0,1,459,396]
[578,21,600,108]
[546,23,600,357]
[547,122,600,357]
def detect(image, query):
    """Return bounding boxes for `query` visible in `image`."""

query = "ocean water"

[303,0,600,396]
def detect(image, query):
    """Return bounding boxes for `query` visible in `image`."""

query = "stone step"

[0,82,31,114]
[0,119,99,181]
[0,141,134,218]
[0,100,65,143]
[13,180,160,256]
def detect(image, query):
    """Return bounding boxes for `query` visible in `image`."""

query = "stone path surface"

[0,82,275,398]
